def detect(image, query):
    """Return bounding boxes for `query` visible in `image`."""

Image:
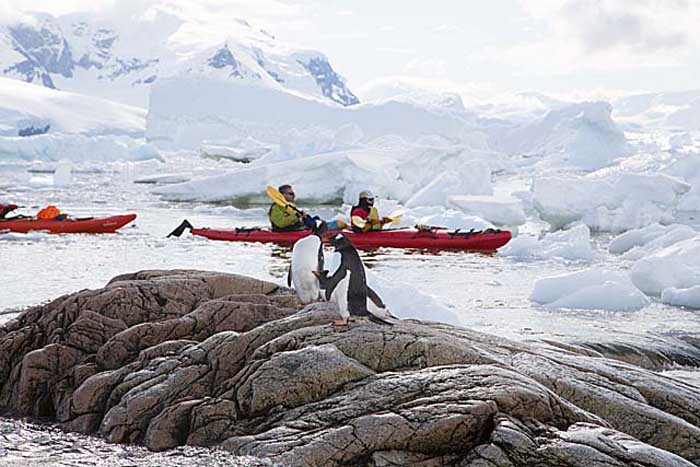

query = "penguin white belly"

[291,236,322,303]
[329,271,351,320]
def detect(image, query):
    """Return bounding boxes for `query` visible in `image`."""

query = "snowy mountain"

[0,5,358,108]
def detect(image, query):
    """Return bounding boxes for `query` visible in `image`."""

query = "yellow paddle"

[387,209,404,225]
[351,215,368,229]
[266,185,303,216]
[352,210,404,230]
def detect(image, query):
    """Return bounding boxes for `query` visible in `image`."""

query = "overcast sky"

[5,0,700,99]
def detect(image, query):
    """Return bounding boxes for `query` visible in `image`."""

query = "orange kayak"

[0,214,137,234]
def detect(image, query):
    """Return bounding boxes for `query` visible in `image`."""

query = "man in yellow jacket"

[269,184,309,231]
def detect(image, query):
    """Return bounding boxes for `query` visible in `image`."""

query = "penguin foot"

[331,319,350,327]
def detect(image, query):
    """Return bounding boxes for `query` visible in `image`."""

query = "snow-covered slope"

[0,76,145,137]
[0,3,358,108]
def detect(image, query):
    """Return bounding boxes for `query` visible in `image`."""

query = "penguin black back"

[328,234,392,325]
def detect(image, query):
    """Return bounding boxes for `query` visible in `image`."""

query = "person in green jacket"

[269,184,309,231]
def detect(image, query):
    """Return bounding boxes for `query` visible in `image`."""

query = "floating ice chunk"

[617,225,696,260]
[368,274,462,326]
[155,140,494,207]
[630,235,700,295]
[533,173,689,232]
[582,200,672,234]
[448,195,526,226]
[500,223,593,261]
[661,286,700,309]
[531,268,649,311]
[609,224,671,254]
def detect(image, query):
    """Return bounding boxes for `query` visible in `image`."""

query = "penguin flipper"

[367,286,386,308]
[317,241,325,274]
[367,286,398,319]
[287,261,292,288]
[324,267,347,301]
[367,314,394,326]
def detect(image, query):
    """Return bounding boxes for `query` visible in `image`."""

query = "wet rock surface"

[1,270,699,467]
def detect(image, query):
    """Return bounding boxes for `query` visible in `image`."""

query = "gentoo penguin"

[316,234,393,326]
[288,220,327,303]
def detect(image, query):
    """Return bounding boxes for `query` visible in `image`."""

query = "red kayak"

[189,226,511,251]
[0,214,137,234]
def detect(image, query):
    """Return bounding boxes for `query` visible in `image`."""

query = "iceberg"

[531,268,649,311]
[146,77,480,150]
[0,134,161,163]
[499,223,593,261]
[609,224,697,260]
[533,173,689,232]
[630,235,700,296]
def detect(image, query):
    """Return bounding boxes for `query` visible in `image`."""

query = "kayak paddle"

[387,209,405,225]
[167,219,193,237]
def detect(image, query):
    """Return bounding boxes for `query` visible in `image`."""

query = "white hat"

[358,190,374,199]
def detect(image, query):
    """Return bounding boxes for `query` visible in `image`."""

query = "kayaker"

[350,191,392,233]
[269,185,348,232]
[0,202,18,219]
[269,185,314,232]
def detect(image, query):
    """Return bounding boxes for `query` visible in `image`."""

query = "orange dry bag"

[37,205,61,220]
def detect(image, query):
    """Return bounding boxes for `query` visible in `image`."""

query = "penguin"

[316,234,393,326]
[288,219,327,303]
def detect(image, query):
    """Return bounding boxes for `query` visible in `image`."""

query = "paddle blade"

[167,219,193,238]
[266,185,287,206]
[388,209,404,225]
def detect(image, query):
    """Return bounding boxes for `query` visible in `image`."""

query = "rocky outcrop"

[1,270,699,467]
